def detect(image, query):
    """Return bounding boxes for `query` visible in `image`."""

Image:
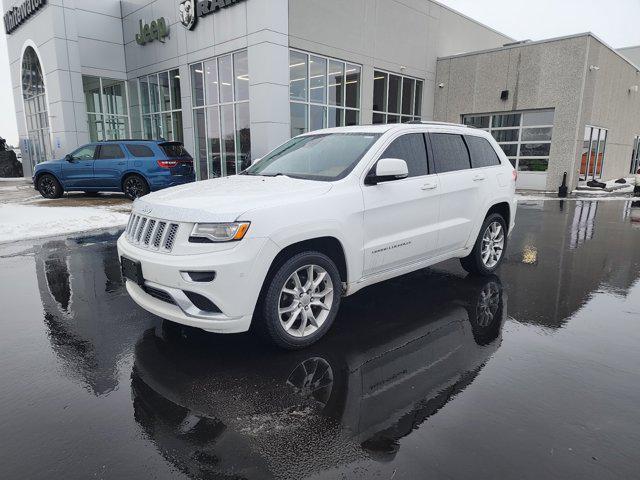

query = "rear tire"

[37,173,63,199]
[122,174,149,200]
[460,213,507,276]
[259,251,342,350]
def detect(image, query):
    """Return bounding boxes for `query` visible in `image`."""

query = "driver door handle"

[473,173,486,182]
[421,182,438,190]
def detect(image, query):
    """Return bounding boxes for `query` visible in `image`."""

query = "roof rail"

[406,120,467,127]
[101,139,152,142]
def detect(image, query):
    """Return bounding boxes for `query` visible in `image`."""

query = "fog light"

[181,271,216,283]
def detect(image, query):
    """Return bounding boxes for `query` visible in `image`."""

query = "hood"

[134,174,333,223]
[35,158,64,170]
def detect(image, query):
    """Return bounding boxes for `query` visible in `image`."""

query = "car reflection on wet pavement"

[1,200,640,480]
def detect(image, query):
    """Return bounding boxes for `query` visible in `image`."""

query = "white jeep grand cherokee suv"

[118,123,517,349]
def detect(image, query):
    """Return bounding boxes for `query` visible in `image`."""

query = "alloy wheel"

[125,177,144,199]
[481,221,505,268]
[278,264,334,338]
[40,176,56,197]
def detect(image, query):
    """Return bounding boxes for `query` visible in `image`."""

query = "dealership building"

[3,0,640,191]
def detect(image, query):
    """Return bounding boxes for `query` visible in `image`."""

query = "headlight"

[190,222,250,243]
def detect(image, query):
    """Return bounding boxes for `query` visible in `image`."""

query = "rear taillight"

[512,170,518,182]
[157,160,179,168]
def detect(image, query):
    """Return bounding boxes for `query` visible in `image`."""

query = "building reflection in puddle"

[33,232,155,396]
[131,271,506,478]
[504,201,640,329]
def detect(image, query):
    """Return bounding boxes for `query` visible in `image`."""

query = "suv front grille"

[126,214,179,252]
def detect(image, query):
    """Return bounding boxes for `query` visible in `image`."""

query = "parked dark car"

[32,140,195,200]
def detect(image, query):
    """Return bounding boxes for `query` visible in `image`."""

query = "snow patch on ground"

[517,195,635,202]
[0,204,129,244]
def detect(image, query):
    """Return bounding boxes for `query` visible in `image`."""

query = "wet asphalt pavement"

[1,199,640,480]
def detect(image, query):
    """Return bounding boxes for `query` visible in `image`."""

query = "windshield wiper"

[261,173,291,178]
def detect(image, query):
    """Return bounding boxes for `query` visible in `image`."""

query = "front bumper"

[117,234,278,334]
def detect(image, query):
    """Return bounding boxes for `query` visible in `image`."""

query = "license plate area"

[121,256,144,286]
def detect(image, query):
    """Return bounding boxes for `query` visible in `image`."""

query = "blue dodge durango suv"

[33,140,195,200]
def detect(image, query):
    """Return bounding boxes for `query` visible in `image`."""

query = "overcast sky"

[1,0,640,147]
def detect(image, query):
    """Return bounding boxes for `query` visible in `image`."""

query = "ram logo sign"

[4,0,46,35]
[179,0,246,31]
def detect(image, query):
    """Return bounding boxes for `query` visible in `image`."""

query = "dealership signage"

[136,17,169,45]
[179,0,246,31]
[4,0,46,35]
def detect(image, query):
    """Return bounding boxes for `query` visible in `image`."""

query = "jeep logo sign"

[136,17,169,45]
[179,0,246,31]
[4,0,46,35]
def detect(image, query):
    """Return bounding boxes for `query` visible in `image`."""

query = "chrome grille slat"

[125,214,179,252]
[129,215,140,238]
[125,215,134,235]
[144,220,157,245]
[153,222,166,248]
[165,224,179,251]
[135,218,147,242]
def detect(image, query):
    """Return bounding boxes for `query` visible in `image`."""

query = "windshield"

[244,133,381,181]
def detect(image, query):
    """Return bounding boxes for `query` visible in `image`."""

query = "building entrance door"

[580,126,608,182]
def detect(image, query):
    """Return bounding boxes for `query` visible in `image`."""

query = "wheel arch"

[34,169,63,188]
[265,236,349,285]
[486,201,511,228]
[120,170,150,191]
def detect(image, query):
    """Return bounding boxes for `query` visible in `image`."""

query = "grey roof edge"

[428,0,514,42]
[436,31,640,71]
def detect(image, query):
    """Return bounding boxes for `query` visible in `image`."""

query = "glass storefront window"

[83,75,131,142]
[191,50,251,180]
[233,50,249,102]
[290,50,362,136]
[138,69,183,143]
[22,47,51,167]
[462,109,555,173]
[171,71,182,110]
[289,51,308,102]
[218,55,233,104]
[630,136,640,174]
[373,70,423,123]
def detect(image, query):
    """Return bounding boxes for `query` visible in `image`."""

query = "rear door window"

[126,144,155,158]
[160,143,191,158]
[97,144,125,160]
[430,133,471,173]
[380,133,428,178]
[465,135,502,168]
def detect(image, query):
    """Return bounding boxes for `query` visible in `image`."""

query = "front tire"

[460,213,507,275]
[260,252,342,350]
[122,174,149,200]
[37,173,63,199]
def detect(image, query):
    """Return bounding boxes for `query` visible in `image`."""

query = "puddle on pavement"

[1,200,639,479]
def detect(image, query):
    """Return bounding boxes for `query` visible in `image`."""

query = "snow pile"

[0,204,130,243]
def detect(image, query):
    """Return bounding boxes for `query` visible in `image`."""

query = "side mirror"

[65,154,73,162]
[365,158,409,185]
